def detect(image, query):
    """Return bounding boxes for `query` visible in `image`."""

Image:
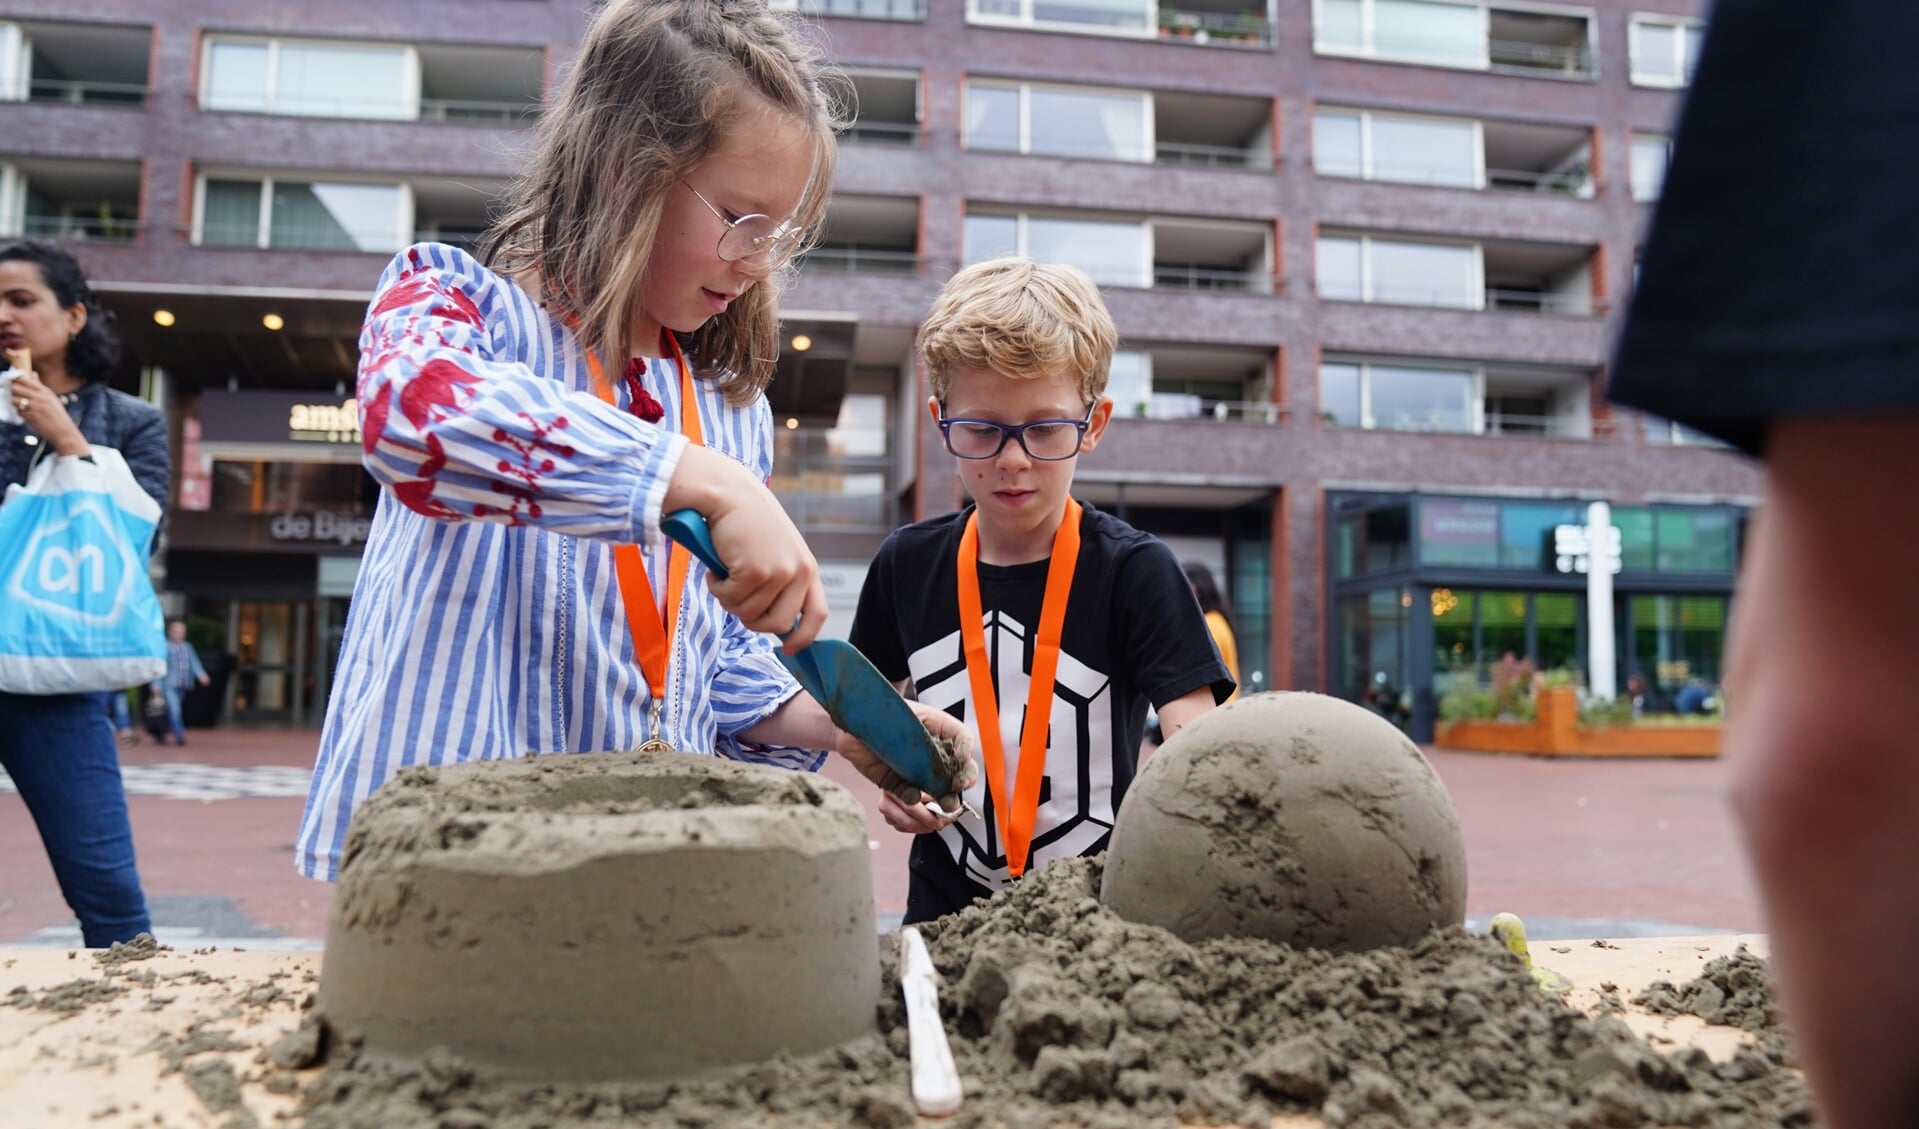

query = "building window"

[964,79,1152,162]
[962,211,1149,287]
[1319,360,1479,433]
[1641,412,1728,448]
[1316,234,1482,309]
[1630,133,1671,202]
[1317,0,1486,68]
[202,35,417,119]
[1313,107,1482,189]
[196,175,411,252]
[966,0,1156,37]
[0,22,25,100]
[1629,14,1704,87]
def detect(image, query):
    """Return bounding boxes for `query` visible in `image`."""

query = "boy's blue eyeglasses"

[936,403,1096,461]
[680,178,802,268]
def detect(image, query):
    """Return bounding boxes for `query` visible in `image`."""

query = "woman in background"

[1184,562,1239,703]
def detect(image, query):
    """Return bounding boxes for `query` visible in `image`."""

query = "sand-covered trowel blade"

[788,640,953,798]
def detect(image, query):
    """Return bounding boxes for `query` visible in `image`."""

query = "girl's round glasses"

[680,178,801,268]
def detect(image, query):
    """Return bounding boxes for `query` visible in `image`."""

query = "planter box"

[1435,687,1720,758]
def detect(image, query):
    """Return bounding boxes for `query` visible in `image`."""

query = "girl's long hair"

[483,0,845,403]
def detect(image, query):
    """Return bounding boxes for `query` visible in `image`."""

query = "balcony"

[1319,356,1593,439]
[1108,344,1276,422]
[1154,220,1273,294]
[1318,234,1600,317]
[1154,90,1273,170]
[411,177,507,254]
[773,0,925,20]
[418,44,543,124]
[1315,108,1592,196]
[1315,1,1595,81]
[804,194,920,278]
[1156,4,1276,48]
[0,158,142,243]
[2,20,150,107]
[968,0,1271,47]
[838,69,920,147]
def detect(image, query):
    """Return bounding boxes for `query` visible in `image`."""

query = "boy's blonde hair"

[484,0,847,404]
[917,257,1118,403]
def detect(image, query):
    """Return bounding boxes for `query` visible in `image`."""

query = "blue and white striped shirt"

[296,243,817,882]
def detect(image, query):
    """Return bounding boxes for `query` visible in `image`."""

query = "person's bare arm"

[1155,686,1217,742]
[1727,418,1919,1129]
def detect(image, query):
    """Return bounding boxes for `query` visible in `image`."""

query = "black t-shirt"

[1610,0,1919,456]
[851,501,1235,922]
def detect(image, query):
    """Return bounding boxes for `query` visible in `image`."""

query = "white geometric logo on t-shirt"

[908,609,1113,891]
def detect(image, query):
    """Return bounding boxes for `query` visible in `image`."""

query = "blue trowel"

[661,509,971,809]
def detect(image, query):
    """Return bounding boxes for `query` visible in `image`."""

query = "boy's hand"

[835,701,980,834]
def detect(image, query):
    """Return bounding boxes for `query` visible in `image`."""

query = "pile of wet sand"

[296,856,1812,1129]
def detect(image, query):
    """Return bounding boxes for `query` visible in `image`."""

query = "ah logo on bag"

[6,492,147,627]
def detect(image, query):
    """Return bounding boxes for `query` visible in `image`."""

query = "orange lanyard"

[585,332,702,745]
[956,496,1082,878]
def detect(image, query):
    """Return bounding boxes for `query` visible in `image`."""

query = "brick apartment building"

[0,0,1759,738]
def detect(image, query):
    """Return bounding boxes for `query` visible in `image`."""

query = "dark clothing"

[0,690,151,946]
[0,381,170,509]
[851,501,1234,922]
[1610,0,1919,454]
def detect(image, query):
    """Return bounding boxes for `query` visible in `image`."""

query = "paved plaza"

[0,727,1760,947]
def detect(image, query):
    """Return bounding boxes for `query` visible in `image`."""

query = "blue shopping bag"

[0,446,167,694]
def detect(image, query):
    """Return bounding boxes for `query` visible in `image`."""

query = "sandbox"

[316,751,880,1080]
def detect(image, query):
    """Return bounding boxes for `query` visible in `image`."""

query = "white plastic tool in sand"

[900,926,963,1117]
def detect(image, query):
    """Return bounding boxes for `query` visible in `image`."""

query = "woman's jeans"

[0,690,152,947]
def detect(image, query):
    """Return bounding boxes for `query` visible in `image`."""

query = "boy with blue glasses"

[850,257,1235,922]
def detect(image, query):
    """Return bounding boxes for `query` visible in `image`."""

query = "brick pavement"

[0,727,1761,946]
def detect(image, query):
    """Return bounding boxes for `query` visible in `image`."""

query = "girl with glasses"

[297,0,974,883]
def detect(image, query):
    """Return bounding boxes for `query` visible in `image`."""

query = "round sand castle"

[318,751,880,1081]
[1101,691,1467,952]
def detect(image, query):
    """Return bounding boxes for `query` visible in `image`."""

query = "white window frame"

[0,161,22,236]
[1313,0,1491,69]
[0,23,28,101]
[963,0,1158,41]
[1314,105,1487,189]
[191,170,415,252]
[1322,357,1488,433]
[1629,131,1672,203]
[1317,232,1486,310]
[965,209,1154,288]
[962,77,1155,163]
[199,34,421,120]
[1628,13,1703,88]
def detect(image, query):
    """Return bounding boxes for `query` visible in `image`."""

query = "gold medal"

[636,700,673,755]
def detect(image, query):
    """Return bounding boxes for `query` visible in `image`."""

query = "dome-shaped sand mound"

[318,751,879,1080]
[1101,692,1467,952]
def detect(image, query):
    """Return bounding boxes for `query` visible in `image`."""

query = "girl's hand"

[837,701,981,835]
[664,445,829,649]
[8,366,89,457]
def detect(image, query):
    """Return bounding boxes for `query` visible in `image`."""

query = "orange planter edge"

[1434,688,1720,758]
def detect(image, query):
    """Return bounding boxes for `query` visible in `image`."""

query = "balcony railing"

[838,121,921,146]
[1484,288,1606,317]
[25,78,149,106]
[1120,395,1284,424]
[1321,284,1601,316]
[800,247,922,275]
[1153,264,1265,293]
[784,0,924,19]
[15,214,141,243]
[1482,410,1591,439]
[414,229,488,252]
[1157,8,1274,48]
[1155,141,1263,170]
[418,98,539,125]
[1485,166,1594,196]
[1488,37,1594,79]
